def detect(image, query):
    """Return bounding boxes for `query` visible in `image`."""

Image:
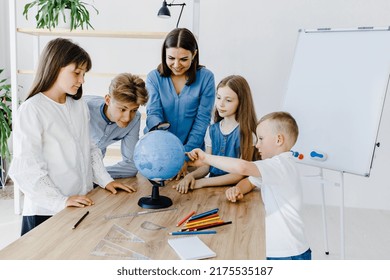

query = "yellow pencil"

[184,218,224,228]
[184,216,221,226]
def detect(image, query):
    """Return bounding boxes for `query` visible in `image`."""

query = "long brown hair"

[26,38,92,101]
[214,75,258,161]
[157,28,203,85]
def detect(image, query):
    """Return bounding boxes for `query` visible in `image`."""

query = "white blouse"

[9,93,113,216]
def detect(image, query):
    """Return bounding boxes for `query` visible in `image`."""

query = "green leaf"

[24,0,98,30]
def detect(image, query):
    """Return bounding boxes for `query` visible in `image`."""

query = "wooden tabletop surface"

[0,174,265,260]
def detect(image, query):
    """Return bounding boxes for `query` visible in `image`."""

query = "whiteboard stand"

[339,171,345,259]
[318,170,345,259]
[319,168,330,255]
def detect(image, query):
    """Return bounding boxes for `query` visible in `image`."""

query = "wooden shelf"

[18,70,146,80]
[17,28,168,39]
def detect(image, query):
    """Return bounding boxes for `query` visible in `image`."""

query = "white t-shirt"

[9,93,113,216]
[248,152,309,258]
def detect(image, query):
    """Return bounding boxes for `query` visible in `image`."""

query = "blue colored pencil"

[188,208,219,222]
[169,230,217,236]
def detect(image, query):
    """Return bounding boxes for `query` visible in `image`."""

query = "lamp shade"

[158,1,171,18]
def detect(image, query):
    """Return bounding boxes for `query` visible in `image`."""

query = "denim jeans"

[21,215,52,236]
[266,248,312,260]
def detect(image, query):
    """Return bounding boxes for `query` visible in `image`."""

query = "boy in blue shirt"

[84,73,148,178]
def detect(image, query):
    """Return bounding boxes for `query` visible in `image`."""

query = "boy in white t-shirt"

[187,111,311,260]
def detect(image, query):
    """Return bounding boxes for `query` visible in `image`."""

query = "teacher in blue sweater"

[144,28,216,179]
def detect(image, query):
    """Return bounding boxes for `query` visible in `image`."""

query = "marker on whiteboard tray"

[291,150,299,157]
[291,150,304,160]
[310,150,328,161]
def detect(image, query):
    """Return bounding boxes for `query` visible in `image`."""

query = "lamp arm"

[168,3,186,28]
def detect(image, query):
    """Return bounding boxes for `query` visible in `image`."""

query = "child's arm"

[172,165,210,193]
[225,178,255,203]
[188,148,261,177]
[196,174,245,189]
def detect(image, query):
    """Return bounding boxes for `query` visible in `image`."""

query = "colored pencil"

[188,208,219,221]
[183,220,225,230]
[176,210,196,227]
[184,221,233,232]
[184,213,219,223]
[169,230,217,236]
[184,216,221,227]
[184,220,223,230]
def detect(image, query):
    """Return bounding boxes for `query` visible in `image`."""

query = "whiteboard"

[283,28,390,176]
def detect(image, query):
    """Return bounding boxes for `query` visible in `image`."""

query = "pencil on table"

[183,221,233,231]
[187,208,219,222]
[184,218,223,228]
[72,211,89,229]
[184,213,219,223]
[169,230,217,236]
[176,210,196,227]
[184,216,221,226]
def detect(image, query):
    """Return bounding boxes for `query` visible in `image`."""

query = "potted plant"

[23,0,99,31]
[0,69,12,187]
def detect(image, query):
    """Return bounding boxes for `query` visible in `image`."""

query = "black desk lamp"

[157,1,186,28]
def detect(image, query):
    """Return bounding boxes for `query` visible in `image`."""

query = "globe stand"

[138,180,173,209]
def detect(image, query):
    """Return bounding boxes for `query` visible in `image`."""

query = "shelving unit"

[9,3,167,214]
[17,28,168,39]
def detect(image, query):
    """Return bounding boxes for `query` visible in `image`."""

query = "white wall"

[4,0,390,210]
[198,0,390,211]
[0,0,10,74]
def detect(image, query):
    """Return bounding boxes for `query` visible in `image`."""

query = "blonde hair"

[109,73,148,105]
[259,111,299,147]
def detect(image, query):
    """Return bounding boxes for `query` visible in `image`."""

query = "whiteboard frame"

[283,27,390,177]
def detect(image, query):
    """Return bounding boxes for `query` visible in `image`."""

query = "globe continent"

[134,130,185,181]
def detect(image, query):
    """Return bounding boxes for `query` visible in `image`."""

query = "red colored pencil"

[176,210,196,227]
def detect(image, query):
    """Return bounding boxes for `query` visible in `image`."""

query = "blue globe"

[134,130,185,181]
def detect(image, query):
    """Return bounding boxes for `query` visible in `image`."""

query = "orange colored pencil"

[176,210,196,227]
[184,218,224,228]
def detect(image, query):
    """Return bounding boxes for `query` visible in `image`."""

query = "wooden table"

[0,174,265,260]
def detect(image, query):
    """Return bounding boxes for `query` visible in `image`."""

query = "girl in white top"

[9,38,135,235]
